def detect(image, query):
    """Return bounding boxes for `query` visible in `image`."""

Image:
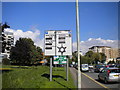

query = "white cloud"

[4,28,44,50]
[73,38,118,54]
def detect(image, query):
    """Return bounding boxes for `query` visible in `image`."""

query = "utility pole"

[76,0,81,89]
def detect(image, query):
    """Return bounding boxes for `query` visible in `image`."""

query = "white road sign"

[44,30,72,56]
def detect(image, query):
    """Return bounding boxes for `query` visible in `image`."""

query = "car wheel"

[104,78,108,84]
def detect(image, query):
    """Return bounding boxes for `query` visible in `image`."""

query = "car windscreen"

[109,69,120,73]
[82,65,88,68]
[96,65,104,67]
[98,65,105,68]
[109,65,115,67]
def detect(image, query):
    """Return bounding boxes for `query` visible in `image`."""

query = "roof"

[89,46,111,49]
[106,67,119,69]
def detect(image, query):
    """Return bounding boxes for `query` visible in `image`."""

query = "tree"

[72,51,78,63]
[85,51,94,58]
[108,60,115,64]
[2,58,10,65]
[85,51,95,64]
[99,53,106,62]
[10,38,43,65]
[85,51,106,64]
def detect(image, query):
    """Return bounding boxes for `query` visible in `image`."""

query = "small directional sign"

[54,56,67,64]
[44,30,72,56]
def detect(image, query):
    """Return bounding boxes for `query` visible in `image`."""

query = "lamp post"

[76,0,81,89]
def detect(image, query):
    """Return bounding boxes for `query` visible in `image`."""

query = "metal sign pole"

[66,58,69,81]
[76,0,81,89]
[50,57,52,81]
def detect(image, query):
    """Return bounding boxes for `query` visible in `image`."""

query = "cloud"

[4,28,44,50]
[73,38,118,54]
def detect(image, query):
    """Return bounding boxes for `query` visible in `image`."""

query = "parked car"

[94,64,105,73]
[105,64,115,68]
[115,64,120,68]
[88,65,94,72]
[81,64,89,72]
[88,65,94,69]
[73,64,78,69]
[98,67,120,83]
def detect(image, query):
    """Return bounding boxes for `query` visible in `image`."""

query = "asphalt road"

[69,67,120,89]
[84,71,120,89]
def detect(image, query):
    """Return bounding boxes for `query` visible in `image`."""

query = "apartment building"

[1,31,14,58]
[89,46,119,63]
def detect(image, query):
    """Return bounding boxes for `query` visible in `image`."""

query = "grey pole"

[50,58,52,81]
[76,0,81,89]
[66,58,69,81]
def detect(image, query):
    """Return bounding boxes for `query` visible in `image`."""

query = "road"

[69,67,120,89]
[84,71,120,89]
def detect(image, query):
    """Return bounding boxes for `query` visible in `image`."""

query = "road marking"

[0,68,12,70]
[82,72,111,90]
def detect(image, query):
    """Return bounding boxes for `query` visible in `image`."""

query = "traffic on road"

[70,63,120,89]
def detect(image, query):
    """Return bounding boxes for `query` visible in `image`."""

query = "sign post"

[66,58,69,81]
[44,30,72,82]
[50,57,52,81]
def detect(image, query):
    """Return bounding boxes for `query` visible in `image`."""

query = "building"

[89,46,119,63]
[0,31,14,58]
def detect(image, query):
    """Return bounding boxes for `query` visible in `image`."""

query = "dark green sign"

[54,56,67,64]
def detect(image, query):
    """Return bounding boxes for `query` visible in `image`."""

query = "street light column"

[76,0,81,89]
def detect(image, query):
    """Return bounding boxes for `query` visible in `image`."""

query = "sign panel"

[53,56,67,64]
[44,30,72,56]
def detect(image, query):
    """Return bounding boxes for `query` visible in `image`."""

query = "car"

[94,64,105,73]
[98,67,120,83]
[105,64,115,68]
[69,64,73,67]
[81,64,89,72]
[88,65,94,72]
[88,65,94,69]
[73,64,78,69]
[115,64,120,68]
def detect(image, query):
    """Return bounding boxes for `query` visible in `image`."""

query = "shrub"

[2,58,10,65]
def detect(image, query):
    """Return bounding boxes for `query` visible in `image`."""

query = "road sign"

[44,30,72,56]
[54,56,67,64]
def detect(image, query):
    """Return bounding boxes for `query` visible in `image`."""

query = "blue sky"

[2,2,118,42]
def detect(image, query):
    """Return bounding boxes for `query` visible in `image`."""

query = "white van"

[81,64,89,72]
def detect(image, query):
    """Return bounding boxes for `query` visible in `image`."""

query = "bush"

[2,58,10,65]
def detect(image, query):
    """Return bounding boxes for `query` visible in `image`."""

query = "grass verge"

[2,65,76,89]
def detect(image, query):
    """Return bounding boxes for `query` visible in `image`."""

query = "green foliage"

[80,51,107,64]
[99,53,106,61]
[2,58,10,65]
[10,38,43,65]
[81,56,89,64]
[72,51,77,63]
[108,60,115,64]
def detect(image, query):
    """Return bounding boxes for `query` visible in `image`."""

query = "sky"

[2,2,118,53]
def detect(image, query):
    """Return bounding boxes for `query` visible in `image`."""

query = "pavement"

[69,67,78,87]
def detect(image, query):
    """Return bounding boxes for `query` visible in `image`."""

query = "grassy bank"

[2,65,76,89]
